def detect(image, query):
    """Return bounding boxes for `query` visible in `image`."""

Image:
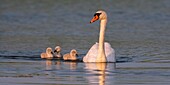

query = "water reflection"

[63,62,77,70]
[55,61,62,69]
[45,60,53,70]
[44,60,78,70]
[85,63,116,85]
[43,60,116,85]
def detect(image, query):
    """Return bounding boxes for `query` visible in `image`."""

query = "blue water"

[0,0,170,85]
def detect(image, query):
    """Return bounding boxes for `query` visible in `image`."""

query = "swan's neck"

[96,19,107,62]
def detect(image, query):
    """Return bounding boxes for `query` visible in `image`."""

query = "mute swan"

[63,49,78,61]
[41,47,53,59]
[83,10,116,63]
[54,46,62,58]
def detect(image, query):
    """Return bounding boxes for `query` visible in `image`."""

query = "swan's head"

[90,10,107,23]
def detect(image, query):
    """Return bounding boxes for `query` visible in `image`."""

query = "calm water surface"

[0,0,170,85]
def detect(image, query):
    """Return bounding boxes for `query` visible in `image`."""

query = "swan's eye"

[94,13,102,16]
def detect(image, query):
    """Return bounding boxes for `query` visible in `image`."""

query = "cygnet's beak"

[54,50,57,53]
[76,54,79,57]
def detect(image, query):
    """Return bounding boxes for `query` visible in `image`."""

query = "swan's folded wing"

[105,42,116,62]
[83,43,98,62]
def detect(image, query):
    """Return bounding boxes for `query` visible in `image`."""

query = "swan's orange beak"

[90,15,99,23]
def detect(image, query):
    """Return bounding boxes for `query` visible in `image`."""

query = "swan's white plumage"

[83,42,115,62]
[83,10,116,63]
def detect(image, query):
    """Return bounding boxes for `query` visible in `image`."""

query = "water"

[0,0,170,85]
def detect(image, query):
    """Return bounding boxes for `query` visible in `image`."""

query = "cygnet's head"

[54,46,61,53]
[70,49,78,57]
[46,47,53,54]
[90,10,107,23]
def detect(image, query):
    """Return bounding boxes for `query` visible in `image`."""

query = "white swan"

[83,10,116,63]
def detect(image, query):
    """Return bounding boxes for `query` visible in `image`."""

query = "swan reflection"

[43,60,115,85]
[85,63,116,85]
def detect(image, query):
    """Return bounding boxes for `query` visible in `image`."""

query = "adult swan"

[83,10,116,63]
